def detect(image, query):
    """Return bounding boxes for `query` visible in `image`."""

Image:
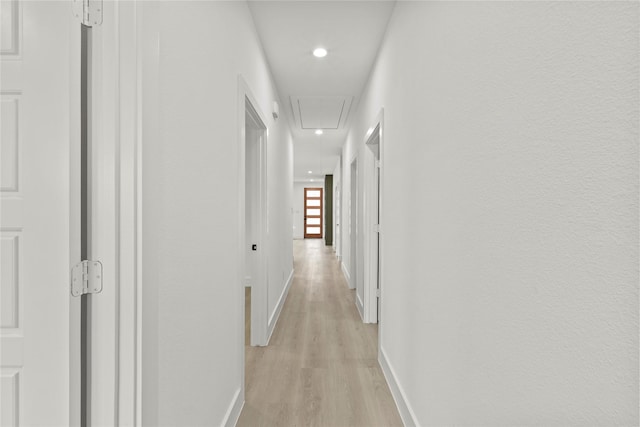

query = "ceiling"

[248,1,396,181]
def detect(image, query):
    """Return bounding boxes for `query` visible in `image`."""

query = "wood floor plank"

[237,239,403,427]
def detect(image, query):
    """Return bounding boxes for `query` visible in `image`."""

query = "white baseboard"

[266,269,294,344]
[355,292,364,320]
[341,262,353,289]
[222,386,243,427]
[378,346,418,427]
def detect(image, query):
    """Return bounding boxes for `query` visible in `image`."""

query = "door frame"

[68,3,141,425]
[83,3,145,425]
[28,2,143,425]
[334,172,341,259]
[115,3,145,425]
[349,156,358,294]
[237,75,270,396]
[363,109,384,325]
[303,187,323,239]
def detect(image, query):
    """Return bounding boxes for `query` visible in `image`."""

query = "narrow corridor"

[238,240,402,426]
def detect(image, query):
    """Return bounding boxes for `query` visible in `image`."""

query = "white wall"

[341,2,639,425]
[293,182,305,239]
[140,2,293,425]
[267,112,294,324]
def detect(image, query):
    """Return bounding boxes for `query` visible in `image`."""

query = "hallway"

[238,240,402,426]
[1,1,636,425]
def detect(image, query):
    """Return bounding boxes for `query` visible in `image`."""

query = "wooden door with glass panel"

[304,188,323,238]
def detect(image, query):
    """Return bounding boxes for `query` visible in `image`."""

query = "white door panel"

[1,1,72,425]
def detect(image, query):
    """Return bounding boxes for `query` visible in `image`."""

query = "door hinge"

[73,0,103,27]
[71,260,103,297]
[373,224,380,233]
[376,289,381,298]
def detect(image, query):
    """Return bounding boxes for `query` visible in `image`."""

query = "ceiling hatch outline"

[290,95,354,130]
[298,98,344,129]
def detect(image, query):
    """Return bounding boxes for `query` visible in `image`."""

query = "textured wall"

[342,1,639,424]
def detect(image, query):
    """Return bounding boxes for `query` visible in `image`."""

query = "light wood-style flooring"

[237,239,402,427]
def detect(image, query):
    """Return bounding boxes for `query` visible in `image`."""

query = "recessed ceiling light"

[313,47,327,58]
[315,129,323,135]
[308,170,312,174]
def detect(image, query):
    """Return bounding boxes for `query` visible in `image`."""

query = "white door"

[1,2,73,425]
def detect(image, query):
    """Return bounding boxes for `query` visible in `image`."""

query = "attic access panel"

[290,96,353,130]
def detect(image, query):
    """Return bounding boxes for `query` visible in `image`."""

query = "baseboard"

[341,262,353,289]
[222,386,244,427]
[356,292,364,320]
[378,346,418,427]
[266,269,294,344]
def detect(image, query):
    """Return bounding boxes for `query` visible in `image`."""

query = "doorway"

[303,187,323,238]
[349,158,358,291]
[244,96,268,347]
[335,155,343,260]
[365,123,382,324]
[335,182,341,258]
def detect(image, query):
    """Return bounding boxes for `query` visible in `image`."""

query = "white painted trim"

[349,156,358,293]
[237,76,270,422]
[134,4,154,425]
[69,5,82,425]
[114,3,143,426]
[238,75,270,348]
[87,3,144,423]
[374,108,385,355]
[266,269,294,344]
[341,261,351,287]
[379,346,418,427]
[221,387,244,427]
[356,292,364,321]
[363,110,384,325]
[236,76,247,425]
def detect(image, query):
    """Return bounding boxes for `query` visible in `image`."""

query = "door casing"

[364,112,383,325]
[238,75,270,356]
[303,187,323,239]
[349,157,358,294]
[77,3,143,425]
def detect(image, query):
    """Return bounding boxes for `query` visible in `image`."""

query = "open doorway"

[244,96,268,347]
[349,158,358,293]
[365,121,382,324]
